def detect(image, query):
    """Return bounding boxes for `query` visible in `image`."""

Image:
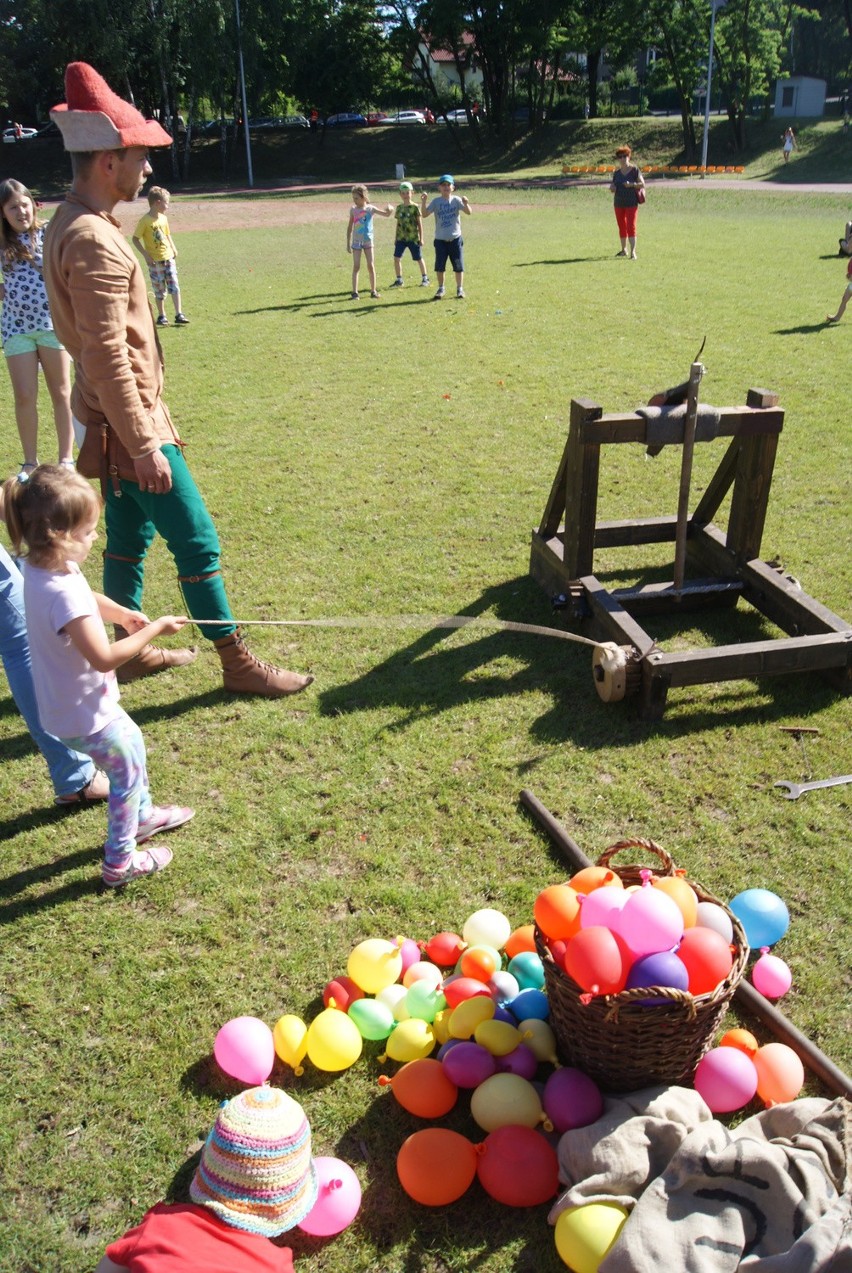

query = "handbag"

[637,187,646,204]
[76,420,136,497]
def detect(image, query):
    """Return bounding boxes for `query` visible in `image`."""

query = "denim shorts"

[394,240,423,261]
[434,237,464,273]
[4,329,64,358]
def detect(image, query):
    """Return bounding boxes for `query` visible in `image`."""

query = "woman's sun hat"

[50,61,172,151]
[190,1086,318,1237]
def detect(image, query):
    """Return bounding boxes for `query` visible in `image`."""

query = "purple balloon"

[542,1067,604,1133]
[436,1037,465,1061]
[492,1005,518,1025]
[441,1041,498,1089]
[625,951,689,993]
[495,1042,538,1080]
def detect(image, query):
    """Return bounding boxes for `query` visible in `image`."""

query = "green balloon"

[348,997,395,1041]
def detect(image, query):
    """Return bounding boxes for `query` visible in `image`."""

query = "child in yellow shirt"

[132,186,189,327]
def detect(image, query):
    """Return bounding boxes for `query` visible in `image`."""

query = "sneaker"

[391,278,404,287]
[433,287,445,300]
[420,277,430,286]
[102,844,173,888]
[456,287,465,299]
[350,291,359,300]
[174,313,190,325]
[135,804,195,844]
[370,290,381,298]
[156,315,169,326]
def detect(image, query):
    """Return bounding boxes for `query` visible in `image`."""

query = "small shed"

[775,76,826,117]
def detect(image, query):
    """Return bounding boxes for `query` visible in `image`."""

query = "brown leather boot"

[114,626,198,683]
[214,628,313,697]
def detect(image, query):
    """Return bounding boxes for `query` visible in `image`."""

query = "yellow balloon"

[432,1008,452,1046]
[382,1018,435,1063]
[518,1018,559,1065]
[449,995,495,1039]
[554,1203,629,1272]
[348,938,403,994]
[272,1014,308,1076]
[470,1073,542,1132]
[474,1018,523,1056]
[306,1007,363,1072]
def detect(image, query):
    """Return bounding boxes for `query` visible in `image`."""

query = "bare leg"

[5,350,40,466]
[827,287,852,323]
[363,245,378,294]
[38,345,74,463]
[629,236,637,259]
[617,236,628,256]
[172,288,183,317]
[454,269,464,295]
[351,247,361,295]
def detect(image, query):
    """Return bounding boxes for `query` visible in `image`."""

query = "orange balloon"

[652,876,698,928]
[568,866,623,896]
[534,885,581,943]
[382,1058,458,1119]
[397,1129,477,1205]
[677,927,733,995]
[753,1043,804,1106]
[460,945,500,982]
[719,1028,758,1057]
[504,925,536,959]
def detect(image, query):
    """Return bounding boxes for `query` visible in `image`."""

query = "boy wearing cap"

[42,62,312,698]
[95,1086,318,1272]
[420,175,471,300]
[391,182,429,287]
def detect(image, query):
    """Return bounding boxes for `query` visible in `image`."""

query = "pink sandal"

[102,844,173,888]
[135,805,195,844]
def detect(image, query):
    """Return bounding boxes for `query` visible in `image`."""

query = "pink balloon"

[543,1067,604,1132]
[396,937,421,975]
[694,1046,758,1113]
[751,949,792,999]
[615,886,684,958]
[213,1016,275,1085]
[579,886,630,930]
[298,1157,361,1236]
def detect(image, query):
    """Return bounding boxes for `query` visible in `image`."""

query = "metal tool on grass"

[773,774,852,800]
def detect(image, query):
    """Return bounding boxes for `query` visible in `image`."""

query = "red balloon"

[423,931,465,966]
[677,927,734,996]
[443,976,492,1010]
[563,926,629,995]
[323,975,364,1012]
[475,1125,559,1206]
[397,1129,477,1205]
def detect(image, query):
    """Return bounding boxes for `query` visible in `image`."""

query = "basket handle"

[597,838,674,876]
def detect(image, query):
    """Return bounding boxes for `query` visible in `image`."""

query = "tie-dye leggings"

[62,708,153,866]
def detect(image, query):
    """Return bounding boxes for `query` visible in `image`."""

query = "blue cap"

[438,174,454,185]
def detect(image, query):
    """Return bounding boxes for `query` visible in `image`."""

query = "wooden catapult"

[530,364,852,719]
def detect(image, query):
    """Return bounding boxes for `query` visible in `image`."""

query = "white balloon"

[695,901,734,944]
[463,907,511,950]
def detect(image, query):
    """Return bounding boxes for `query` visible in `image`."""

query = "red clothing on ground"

[105,1202,295,1272]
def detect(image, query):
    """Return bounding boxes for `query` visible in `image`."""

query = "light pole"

[700,0,726,175]
[235,0,254,188]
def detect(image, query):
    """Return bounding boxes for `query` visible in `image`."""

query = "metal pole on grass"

[235,0,254,188]
[700,0,727,176]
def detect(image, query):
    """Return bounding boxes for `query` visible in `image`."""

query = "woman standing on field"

[609,146,645,259]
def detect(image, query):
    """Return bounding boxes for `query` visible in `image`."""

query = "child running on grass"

[346,184,393,299]
[826,254,852,323]
[132,185,189,327]
[0,178,75,475]
[1,465,194,887]
[390,182,429,288]
[420,174,472,299]
[95,1086,317,1272]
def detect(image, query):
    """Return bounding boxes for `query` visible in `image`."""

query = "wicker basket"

[536,839,749,1092]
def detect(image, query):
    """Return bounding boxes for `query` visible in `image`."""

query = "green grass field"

[0,182,850,1273]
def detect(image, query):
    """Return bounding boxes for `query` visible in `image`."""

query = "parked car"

[325,112,367,127]
[442,109,470,125]
[388,111,426,125]
[366,111,389,126]
[281,114,309,128]
[2,126,38,143]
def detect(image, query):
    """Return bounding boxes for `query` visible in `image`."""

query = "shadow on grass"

[318,574,840,744]
[513,256,602,267]
[0,844,103,925]
[773,321,837,334]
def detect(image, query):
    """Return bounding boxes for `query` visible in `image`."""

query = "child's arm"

[167,232,178,258]
[95,595,151,631]
[416,208,424,243]
[420,194,433,220]
[372,203,394,218]
[64,611,190,675]
[131,235,153,266]
[460,196,472,215]
[346,212,353,252]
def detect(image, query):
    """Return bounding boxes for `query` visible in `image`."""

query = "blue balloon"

[508,987,549,1021]
[507,951,545,991]
[729,889,790,949]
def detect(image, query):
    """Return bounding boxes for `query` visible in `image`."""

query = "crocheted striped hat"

[190,1086,318,1237]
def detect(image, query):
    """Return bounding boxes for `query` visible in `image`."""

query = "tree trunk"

[587,49,602,117]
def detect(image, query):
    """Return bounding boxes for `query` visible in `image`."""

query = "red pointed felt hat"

[50,62,171,151]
